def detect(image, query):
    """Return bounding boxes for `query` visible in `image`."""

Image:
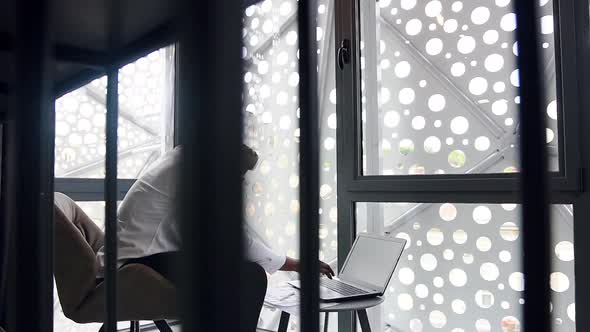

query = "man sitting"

[94,144,334,331]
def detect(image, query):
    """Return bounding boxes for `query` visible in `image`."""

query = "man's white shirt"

[96,146,286,277]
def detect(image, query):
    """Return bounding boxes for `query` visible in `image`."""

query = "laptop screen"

[339,234,406,292]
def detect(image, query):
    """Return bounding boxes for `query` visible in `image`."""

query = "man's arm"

[245,232,335,278]
[279,257,335,279]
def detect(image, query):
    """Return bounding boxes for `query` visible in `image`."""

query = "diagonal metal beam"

[379,16,505,139]
[58,141,160,177]
[85,85,159,136]
[384,140,517,233]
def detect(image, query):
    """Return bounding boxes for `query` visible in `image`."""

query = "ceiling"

[0,0,263,115]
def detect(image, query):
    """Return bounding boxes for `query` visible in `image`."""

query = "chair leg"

[153,320,173,332]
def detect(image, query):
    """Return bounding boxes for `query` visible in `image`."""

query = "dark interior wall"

[0,124,3,327]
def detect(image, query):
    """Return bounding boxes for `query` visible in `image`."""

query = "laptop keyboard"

[320,278,369,296]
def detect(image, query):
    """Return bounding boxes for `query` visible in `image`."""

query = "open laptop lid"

[338,233,406,294]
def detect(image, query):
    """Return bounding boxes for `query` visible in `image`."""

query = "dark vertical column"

[573,1,590,332]
[12,0,54,331]
[298,0,320,331]
[335,0,361,329]
[513,1,550,332]
[104,70,119,332]
[177,0,244,331]
[104,1,121,330]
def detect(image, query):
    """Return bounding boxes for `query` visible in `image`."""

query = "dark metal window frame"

[335,0,589,331]
[54,40,177,203]
[52,41,177,332]
[338,0,582,195]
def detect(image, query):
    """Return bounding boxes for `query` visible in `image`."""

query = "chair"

[53,192,178,331]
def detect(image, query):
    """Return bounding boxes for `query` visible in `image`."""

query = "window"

[335,0,583,331]
[360,0,560,176]
[55,47,175,179]
[53,46,175,331]
[241,0,337,329]
[356,203,575,331]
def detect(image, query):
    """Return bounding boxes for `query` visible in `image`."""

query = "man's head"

[241,144,259,175]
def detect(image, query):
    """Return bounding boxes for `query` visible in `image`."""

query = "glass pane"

[355,202,575,332]
[360,0,559,175]
[242,0,336,330]
[54,46,175,179]
[242,0,301,329]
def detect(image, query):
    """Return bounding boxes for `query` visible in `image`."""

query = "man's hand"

[280,257,336,279]
[319,261,335,279]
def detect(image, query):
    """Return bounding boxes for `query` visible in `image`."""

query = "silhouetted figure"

[94,144,334,331]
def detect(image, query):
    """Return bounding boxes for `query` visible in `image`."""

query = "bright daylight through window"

[241,0,336,329]
[356,202,575,332]
[53,46,175,332]
[361,0,559,175]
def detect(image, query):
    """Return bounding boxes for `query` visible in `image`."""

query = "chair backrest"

[53,193,179,323]
[53,192,104,315]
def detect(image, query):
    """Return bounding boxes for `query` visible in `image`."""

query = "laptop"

[289,233,406,302]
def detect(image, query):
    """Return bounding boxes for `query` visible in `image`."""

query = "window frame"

[54,45,178,203]
[335,0,588,330]
[338,0,582,195]
[52,45,177,331]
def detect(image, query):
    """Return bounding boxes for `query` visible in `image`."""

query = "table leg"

[323,312,329,332]
[357,309,372,332]
[278,311,290,332]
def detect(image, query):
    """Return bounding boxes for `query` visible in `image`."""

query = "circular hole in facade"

[499,250,512,263]
[448,150,467,168]
[440,203,458,221]
[452,299,466,314]
[471,6,491,25]
[509,272,525,291]
[406,19,423,36]
[415,284,429,298]
[453,229,468,244]
[398,293,414,311]
[500,222,519,241]
[473,206,492,224]
[475,318,492,332]
[501,316,520,332]
[443,249,454,260]
[426,38,444,55]
[428,94,446,112]
[420,253,438,271]
[555,241,574,261]
[399,267,415,285]
[427,228,444,246]
[409,318,423,332]
[424,136,442,154]
[457,35,476,54]
[469,77,489,95]
[475,290,495,309]
[429,310,447,328]
[399,88,416,105]
[550,272,570,292]
[476,236,492,252]
[451,116,469,134]
[451,62,466,77]
[480,262,500,281]
[449,268,468,287]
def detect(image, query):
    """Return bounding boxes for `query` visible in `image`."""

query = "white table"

[265,289,384,332]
